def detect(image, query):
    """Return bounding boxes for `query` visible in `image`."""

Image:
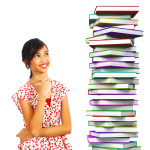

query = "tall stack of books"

[86,6,143,150]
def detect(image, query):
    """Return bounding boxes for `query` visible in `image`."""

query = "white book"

[90,14,131,20]
[92,56,135,62]
[90,100,138,105]
[90,18,138,28]
[88,89,136,95]
[89,61,138,69]
[93,24,135,31]
[91,105,133,110]
[86,34,116,43]
[89,78,139,84]
[92,72,137,78]
[93,26,143,37]
[88,95,137,99]
[89,116,135,121]
[92,68,139,74]
[90,50,138,58]
[89,141,137,148]
[94,46,136,52]
[95,127,137,132]
[88,121,137,127]
[87,135,130,143]
[92,146,141,150]
[90,131,138,138]
[86,110,136,116]
[88,39,133,47]
[88,84,134,89]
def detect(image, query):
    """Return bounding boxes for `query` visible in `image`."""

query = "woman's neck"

[30,72,50,85]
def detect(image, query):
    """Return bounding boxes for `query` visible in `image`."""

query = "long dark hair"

[22,38,48,79]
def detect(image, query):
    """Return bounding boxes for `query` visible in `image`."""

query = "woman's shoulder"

[17,81,31,92]
[12,81,32,97]
[52,79,70,96]
[52,79,66,89]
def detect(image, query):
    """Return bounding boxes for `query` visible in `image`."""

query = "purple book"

[87,135,130,143]
[93,26,143,38]
[89,61,139,69]
[90,131,138,138]
[90,99,138,105]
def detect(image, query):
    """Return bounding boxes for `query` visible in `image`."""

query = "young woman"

[11,38,72,149]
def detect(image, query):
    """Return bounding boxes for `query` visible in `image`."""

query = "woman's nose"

[41,56,47,63]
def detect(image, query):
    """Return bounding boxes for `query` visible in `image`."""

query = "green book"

[92,146,141,150]
[89,17,138,29]
[89,50,138,58]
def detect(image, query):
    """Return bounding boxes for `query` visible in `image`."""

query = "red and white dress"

[11,79,72,150]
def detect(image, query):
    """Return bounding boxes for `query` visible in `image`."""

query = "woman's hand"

[39,77,52,99]
[16,128,34,142]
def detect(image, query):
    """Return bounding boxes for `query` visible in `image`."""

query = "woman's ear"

[23,60,29,69]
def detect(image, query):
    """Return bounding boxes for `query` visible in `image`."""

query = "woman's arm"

[18,78,51,137]
[37,94,71,137]
[18,94,71,140]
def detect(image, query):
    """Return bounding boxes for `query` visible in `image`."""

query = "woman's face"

[29,45,50,74]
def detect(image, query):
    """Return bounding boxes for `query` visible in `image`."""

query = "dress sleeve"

[59,82,70,102]
[11,85,30,114]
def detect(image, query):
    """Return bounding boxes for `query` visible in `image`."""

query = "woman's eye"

[45,52,49,56]
[35,54,40,57]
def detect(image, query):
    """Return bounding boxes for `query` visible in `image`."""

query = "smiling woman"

[11,38,72,149]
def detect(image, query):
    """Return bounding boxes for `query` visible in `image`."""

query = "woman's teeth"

[40,64,47,69]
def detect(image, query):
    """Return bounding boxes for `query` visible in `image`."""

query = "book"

[93,46,136,52]
[87,135,130,143]
[92,146,141,150]
[92,68,139,74]
[90,100,138,105]
[89,61,139,69]
[88,121,137,127]
[86,110,136,116]
[93,24,135,31]
[89,50,138,58]
[88,39,134,47]
[88,89,136,95]
[90,18,138,29]
[94,127,137,132]
[93,26,143,38]
[88,116,135,122]
[89,141,137,148]
[88,95,137,99]
[92,72,137,78]
[86,34,117,43]
[88,83,135,89]
[89,78,139,84]
[90,131,138,138]
[91,105,134,110]
[89,14,131,24]
[92,56,135,63]
[94,6,139,18]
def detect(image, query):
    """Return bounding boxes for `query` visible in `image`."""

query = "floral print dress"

[11,79,72,150]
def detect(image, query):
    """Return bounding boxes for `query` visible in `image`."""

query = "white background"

[0,0,149,149]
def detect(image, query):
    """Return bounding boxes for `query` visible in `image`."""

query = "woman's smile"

[39,63,48,69]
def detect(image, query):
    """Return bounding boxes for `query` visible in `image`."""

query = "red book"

[94,6,139,18]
